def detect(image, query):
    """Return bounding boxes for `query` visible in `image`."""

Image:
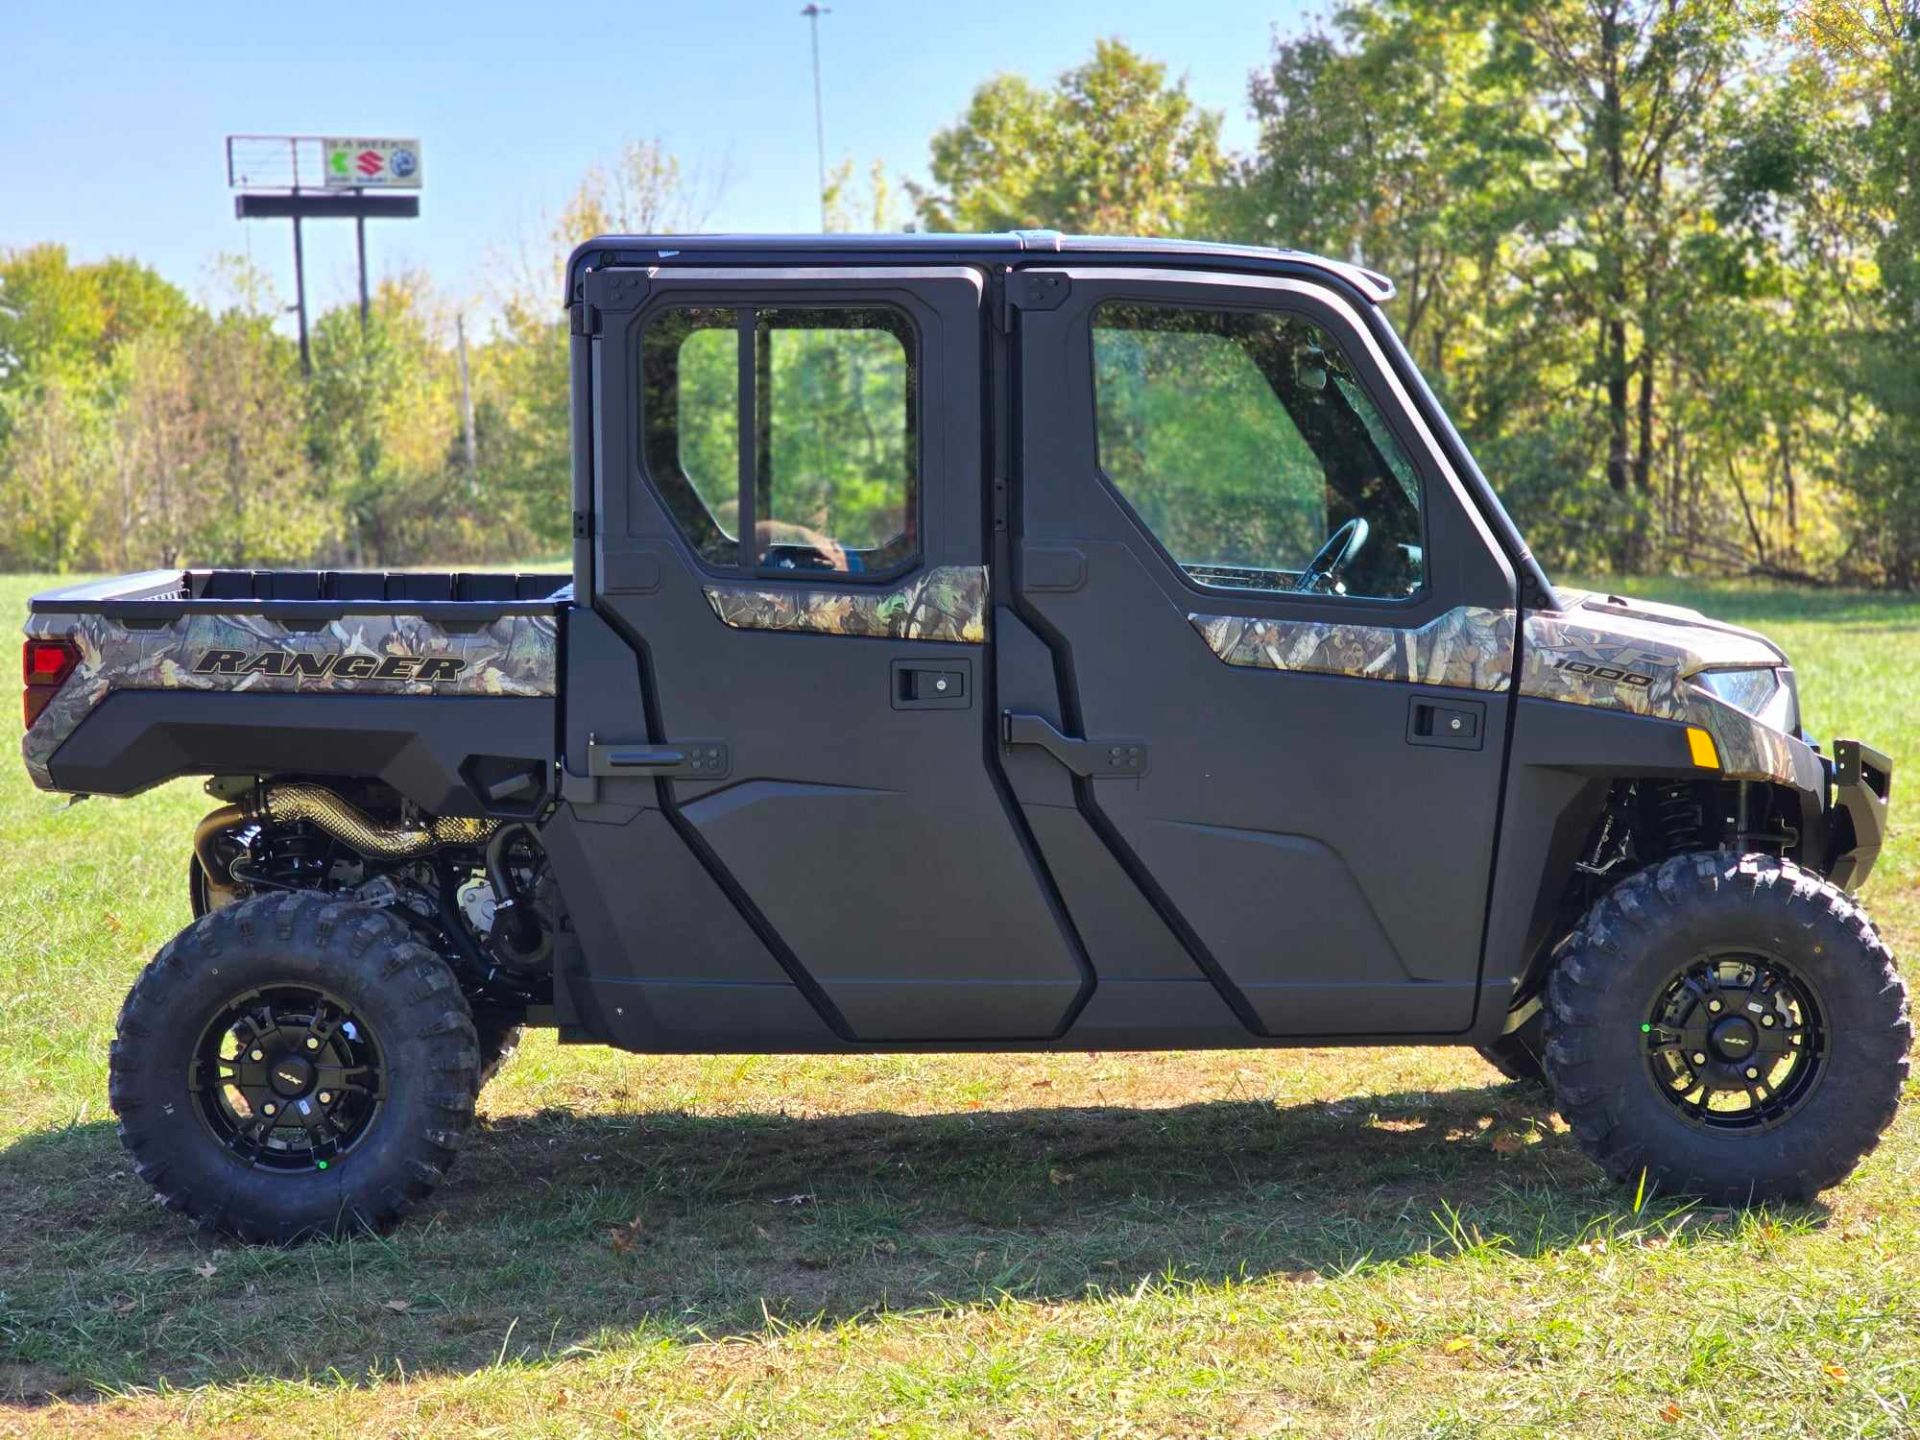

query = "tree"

[1230,3,1541,366]
[1795,1,1920,586]
[824,158,901,233]
[915,39,1224,234]
[0,246,188,391]
[476,138,727,559]
[0,377,104,570]
[0,247,198,569]
[1497,1,1755,515]
[305,277,466,565]
[1224,2,1879,580]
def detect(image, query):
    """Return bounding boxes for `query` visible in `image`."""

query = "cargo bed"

[21,568,569,801]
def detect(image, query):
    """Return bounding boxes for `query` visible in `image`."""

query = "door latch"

[584,735,731,779]
[1002,711,1148,777]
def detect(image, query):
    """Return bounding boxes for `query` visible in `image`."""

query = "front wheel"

[109,893,482,1243]
[1546,851,1909,1205]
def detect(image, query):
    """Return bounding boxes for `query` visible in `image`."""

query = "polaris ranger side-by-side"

[20,234,1905,1241]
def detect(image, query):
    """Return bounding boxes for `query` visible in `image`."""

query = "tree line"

[3,2,1916,587]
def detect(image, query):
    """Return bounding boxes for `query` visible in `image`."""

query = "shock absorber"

[1654,781,1704,857]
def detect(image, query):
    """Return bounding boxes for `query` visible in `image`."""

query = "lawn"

[0,571,1915,1437]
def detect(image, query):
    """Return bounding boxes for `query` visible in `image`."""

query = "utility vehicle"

[20,233,1906,1241]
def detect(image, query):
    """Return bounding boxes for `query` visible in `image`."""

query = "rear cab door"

[1002,264,1520,1036]
[578,262,1086,1041]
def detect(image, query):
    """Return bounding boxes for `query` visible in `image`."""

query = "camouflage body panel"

[1519,605,1796,782]
[704,564,988,644]
[22,608,558,789]
[1690,691,1800,785]
[1188,594,1800,784]
[1188,605,1517,691]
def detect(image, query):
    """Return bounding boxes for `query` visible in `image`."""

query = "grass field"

[1,572,1915,1437]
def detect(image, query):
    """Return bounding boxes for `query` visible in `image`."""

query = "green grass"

[1,571,1915,1437]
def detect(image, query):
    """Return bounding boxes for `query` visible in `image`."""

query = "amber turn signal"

[1685,725,1721,770]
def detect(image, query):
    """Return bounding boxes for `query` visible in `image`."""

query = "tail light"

[22,638,81,730]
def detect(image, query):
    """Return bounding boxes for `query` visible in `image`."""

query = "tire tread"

[111,892,480,1244]
[1545,850,1910,1204]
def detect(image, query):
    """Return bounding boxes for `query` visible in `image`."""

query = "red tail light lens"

[22,638,81,729]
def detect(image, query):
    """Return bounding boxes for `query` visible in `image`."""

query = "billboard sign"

[322,138,423,189]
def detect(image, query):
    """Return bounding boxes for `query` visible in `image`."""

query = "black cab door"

[1002,266,1518,1036]
[586,265,1085,1041]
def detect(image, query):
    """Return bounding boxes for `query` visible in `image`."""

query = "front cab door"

[1007,267,1519,1036]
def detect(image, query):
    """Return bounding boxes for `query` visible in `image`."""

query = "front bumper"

[1826,738,1892,892]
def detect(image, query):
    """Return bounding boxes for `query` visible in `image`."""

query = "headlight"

[1692,666,1799,734]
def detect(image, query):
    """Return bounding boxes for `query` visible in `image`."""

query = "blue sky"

[3,0,1312,329]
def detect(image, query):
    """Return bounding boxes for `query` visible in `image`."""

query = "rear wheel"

[1546,851,1909,1205]
[110,893,481,1243]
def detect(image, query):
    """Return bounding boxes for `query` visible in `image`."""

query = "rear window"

[640,305,919,578]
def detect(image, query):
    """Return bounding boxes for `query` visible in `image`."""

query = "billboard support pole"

[291,207,312,378]
[356,211,370,332]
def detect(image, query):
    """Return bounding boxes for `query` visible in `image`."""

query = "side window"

[640,304,919,577]
[642,309,740,566]
[1091,302,1425,600]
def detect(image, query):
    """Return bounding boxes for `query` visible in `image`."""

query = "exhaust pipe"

[251,782,497,857]
[192,803,248,910]
[193,783,498,891]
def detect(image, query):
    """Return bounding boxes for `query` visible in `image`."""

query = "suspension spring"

[1654,781,1704,857]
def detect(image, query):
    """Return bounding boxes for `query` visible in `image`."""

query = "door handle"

[1406,697,1485,751]
[1002,711,1149,777]
[892,659,970,709]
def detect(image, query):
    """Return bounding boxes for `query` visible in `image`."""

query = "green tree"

[1230,3,1541,366]
[1795,1,1920,586]
[1224,2,1876,581]
[306,278,464,564]
[475,138,726,559]
[0,377,106,570]
[0,246,196,569]
[915,39,1224,234]
[0,246,188,391]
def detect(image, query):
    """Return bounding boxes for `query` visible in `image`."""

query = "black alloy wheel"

[1643,954,1824,1130]
[191,985,387,1171]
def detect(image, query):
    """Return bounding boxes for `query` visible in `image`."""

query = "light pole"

[801,4,831,230]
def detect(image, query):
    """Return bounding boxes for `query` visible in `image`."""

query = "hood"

[1549,587,1787,672]
[1520,588,1803,785]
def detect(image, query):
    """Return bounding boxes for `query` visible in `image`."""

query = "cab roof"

[563,231,1396,309]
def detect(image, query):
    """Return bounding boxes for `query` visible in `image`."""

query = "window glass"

[641,308,740,567]
[1092,303,1424,599]
[640,304,918,577]
[756,308,916,574]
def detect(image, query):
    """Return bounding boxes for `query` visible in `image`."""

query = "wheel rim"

[1643,952,1825,1130]
[189,985,386,1171]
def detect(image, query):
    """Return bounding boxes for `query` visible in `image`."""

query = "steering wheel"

[1294,516,1370,595]
[764,542,846,573]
